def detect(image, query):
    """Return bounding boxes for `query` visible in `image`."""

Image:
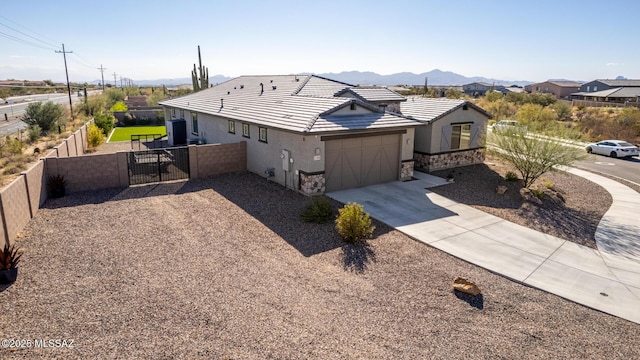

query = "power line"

[0,14,60,47]
[0,30,57,51]
[55,44,74,120]
[97,64,107,91]
[0,20,59,49]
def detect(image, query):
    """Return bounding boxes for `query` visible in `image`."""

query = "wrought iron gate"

[127,147,190,185]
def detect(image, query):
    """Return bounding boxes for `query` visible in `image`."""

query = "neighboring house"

[502,85,525,94]
[524,80,582,99]
[462,82,493,97]
[160,75,491,194]
[401,97,491,172]
[124,95,148,108]
[571,79,640,104]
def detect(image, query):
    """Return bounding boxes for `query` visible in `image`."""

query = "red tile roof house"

[160,75,491,194]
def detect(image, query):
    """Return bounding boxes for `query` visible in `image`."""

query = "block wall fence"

[1,137,247,247]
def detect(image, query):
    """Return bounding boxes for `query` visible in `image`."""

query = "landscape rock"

[520,188,543,205]
[496,185,508,195]
[453,277,481,296]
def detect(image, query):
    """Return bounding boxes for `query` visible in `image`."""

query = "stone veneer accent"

[401,160,414,181]
[414,148,484,172]
[299,171,325,194]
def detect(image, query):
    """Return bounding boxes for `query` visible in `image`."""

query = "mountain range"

[93,70,533,87]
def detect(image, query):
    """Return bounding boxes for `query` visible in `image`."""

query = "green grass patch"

[108,126,167,142]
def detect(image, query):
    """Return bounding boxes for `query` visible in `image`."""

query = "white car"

[586,140,639,158]
[492,120,527,133]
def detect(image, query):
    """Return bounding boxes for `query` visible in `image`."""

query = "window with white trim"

[228,120,235,134]
[259,127,267,143]
[242,123,250,138]
[191,113,198,135]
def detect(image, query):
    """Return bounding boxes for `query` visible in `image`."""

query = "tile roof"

[573,87,640,98]
[334,87,407,102]
[311,113,421,133]
[596,79,640,87]
[293,75,352,97]
[160,75,421,134]
[399,97,492,123]
[548,81,582,87]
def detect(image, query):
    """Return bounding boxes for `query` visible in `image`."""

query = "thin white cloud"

[606,62,619,66]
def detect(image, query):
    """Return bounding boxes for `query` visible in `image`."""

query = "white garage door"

[325,134,401,192]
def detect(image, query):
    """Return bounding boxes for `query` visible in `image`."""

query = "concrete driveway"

[327,171,640,324]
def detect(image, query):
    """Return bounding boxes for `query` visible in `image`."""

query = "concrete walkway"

[327,169,640,324]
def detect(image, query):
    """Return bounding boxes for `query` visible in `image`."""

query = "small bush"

[87,123,105,148]
[94,113,115,136]
[541,178,554,189]
[123,112,137,126]
[301,196,334,223]
[28,125,42,143]
[3,164,25,175]
[6,137,22,155]
[335,202,375,243]
[532,189,545,199]
[504,171,519,181]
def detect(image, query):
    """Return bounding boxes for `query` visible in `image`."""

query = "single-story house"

[400,97,491,171]
[524,80,582,99]
[571,79,640,104]
[160,75,491,194]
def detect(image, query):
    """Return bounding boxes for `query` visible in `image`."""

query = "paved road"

[0,91,101,137]
[576,153,640,185]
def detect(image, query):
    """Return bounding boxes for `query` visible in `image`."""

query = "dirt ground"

[429,155,613,248]
[1,173,637,359]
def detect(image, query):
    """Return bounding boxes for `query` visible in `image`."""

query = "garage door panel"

[325,134,400,192]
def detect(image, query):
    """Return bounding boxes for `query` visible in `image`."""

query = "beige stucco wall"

[177,110,416,190]
[45,152,129,194]
[414,107,488,154]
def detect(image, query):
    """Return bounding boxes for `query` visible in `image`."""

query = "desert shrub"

[21,101,63,132]
[94,113,115,136]
[301,196,334,223]
[123,112,137,126]
[541,178,554,189]
[335,202,375,243]
[28,124,42,143]
[532,188,545,199]
[87,123,105,148]
[109,101,128,112]
[504,171,519,181]
[6,137,22,155]
[3,163,26,175]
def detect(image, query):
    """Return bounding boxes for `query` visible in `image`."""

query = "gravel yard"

[2,172,638,359]
[429,155,614,248]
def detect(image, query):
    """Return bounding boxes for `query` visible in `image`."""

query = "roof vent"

[220,99,223,108]
[227,91,230,95]
[270,80,273,83]
[234,87,236,90]
[272,86,277,90]
[240,85,244,89]
[260,83,264,95]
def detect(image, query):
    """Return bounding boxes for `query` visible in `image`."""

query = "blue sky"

[1,0,638,83]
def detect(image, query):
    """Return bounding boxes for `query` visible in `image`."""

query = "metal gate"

[127,147,190,185]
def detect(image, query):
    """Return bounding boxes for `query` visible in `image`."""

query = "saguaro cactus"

[191,45,209,92]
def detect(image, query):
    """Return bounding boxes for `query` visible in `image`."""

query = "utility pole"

[113,72,117,88]
[55,43,74,119]
[120,76,123,88]
[97,64,107,91]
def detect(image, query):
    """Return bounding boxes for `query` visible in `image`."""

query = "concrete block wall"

[190,142,247,179]
[45,152,129,194]
[0,176,31,247]
[22,160,47,216]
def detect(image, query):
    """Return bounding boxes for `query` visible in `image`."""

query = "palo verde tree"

[21,101,63,133]
[488,124,586,188]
